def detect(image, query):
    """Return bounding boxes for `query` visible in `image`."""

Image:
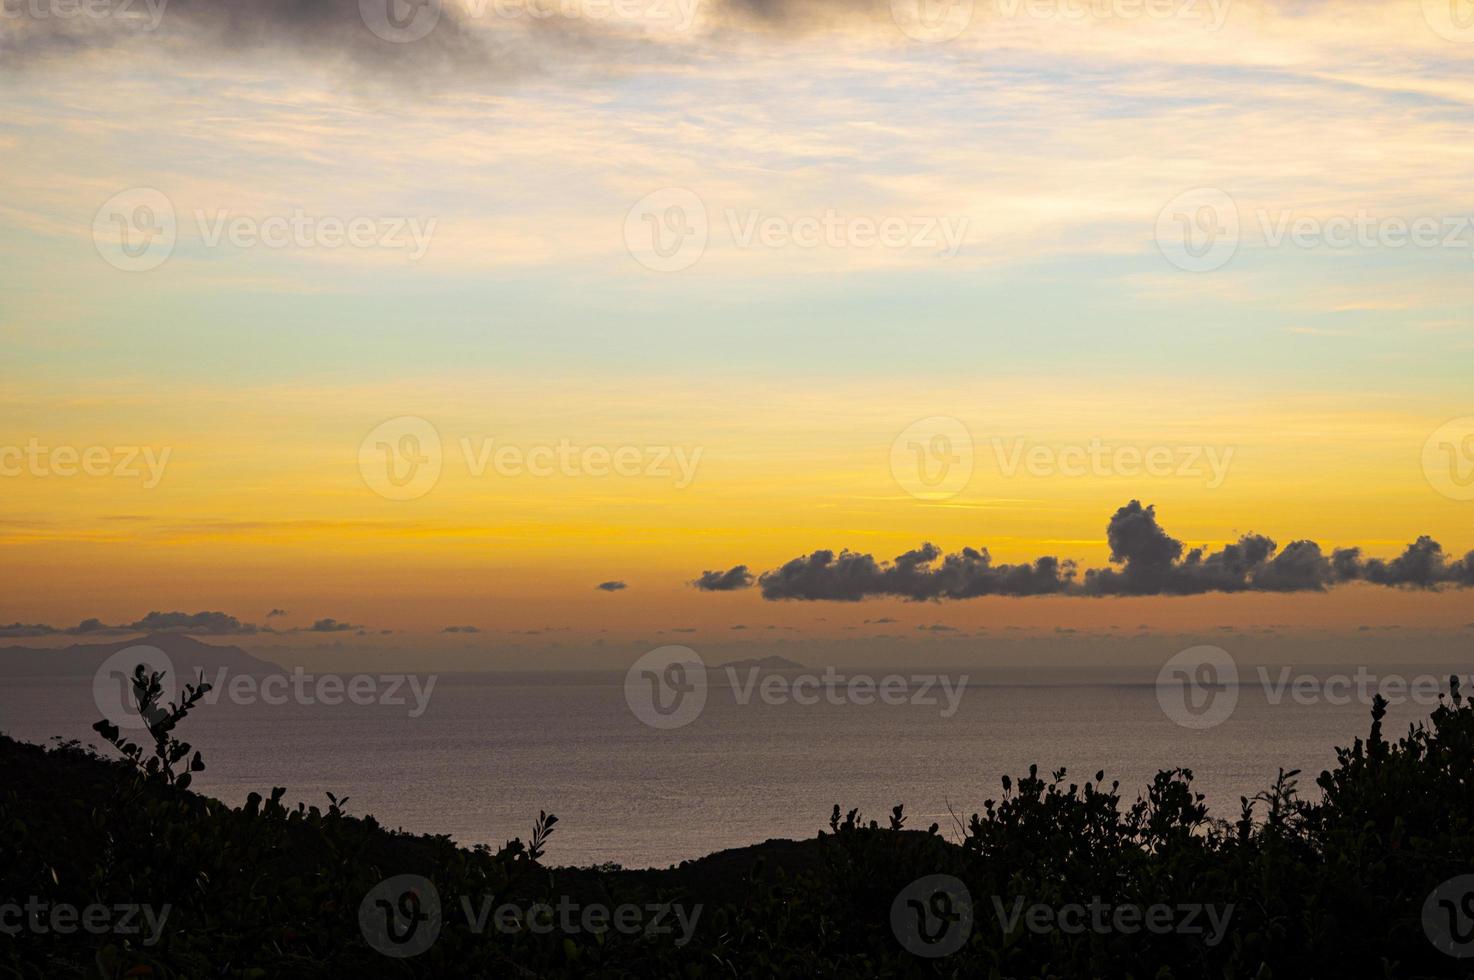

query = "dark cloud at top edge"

[0,0,527,78]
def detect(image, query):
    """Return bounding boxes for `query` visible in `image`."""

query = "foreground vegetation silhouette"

[5,665,1474,977]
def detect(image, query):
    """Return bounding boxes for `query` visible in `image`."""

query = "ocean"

[0,667,1445,868]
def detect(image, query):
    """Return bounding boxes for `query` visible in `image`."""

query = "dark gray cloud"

[129,610,260,634]
[1084,502,1286,595]
[757,542,1075,600]
[691,565,755,591]
[0,0,518,77]
[266,608,288,618]
[596,580,627,592]
[730,500,1474,601]
[303,617,359,632]
[1082,502,1473,595]
[0,613,249,637]
[1360,536,1474,588]
[442,625,481,633]
[0,622,62,638]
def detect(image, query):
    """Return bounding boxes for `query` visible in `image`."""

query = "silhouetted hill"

[8,673,1474,976]
[0,632,282,677]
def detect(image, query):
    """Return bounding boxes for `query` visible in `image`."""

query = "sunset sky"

[2,0,1472,660]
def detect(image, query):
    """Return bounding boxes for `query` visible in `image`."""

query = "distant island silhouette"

[0,632,282,678]
[712,654,806,671]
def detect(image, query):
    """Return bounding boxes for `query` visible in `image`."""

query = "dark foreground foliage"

[5,668,1474,977]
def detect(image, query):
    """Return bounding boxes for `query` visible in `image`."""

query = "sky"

[1,0,1472,664]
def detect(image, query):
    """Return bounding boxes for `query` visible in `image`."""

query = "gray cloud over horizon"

[710,501,1474,601]
[692,565,755,591]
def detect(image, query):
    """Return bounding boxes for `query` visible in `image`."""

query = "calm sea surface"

[0,669,1442,868]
